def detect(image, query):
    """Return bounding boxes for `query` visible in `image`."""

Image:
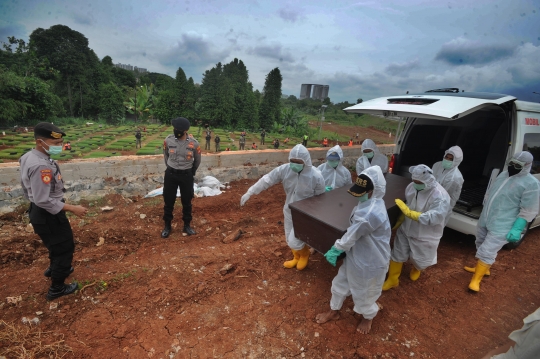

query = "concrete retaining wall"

[0,144,394,214]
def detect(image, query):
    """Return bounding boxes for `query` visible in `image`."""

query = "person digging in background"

[464,151,539,292]
[240,144,325,270]
[317,145,352,192]
[316,166,391,334]
[432,146,464,225]
[19,122,88,300]
[356,139,388,174]
[382,165,450,291]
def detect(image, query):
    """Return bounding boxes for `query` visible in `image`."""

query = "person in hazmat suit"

[432,146,464,225]
[356,139,389,175]
[383,165,450,290]
[464,151,540,292]
[240,144,326,270]
[317,145,353,192]
[316,166,391,334]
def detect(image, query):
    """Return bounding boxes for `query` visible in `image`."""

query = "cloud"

[313,42,540,102]
[346,1,404,14]
[0,22,27,42]
[72,12,94,25]
[158,32,230,70]
[277,7,302,23]
[385,59,419,77]
[435,37,516,66]
[247,43,295,63]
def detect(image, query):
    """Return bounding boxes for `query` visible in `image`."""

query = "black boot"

[183,224,196,236]
[44,266,74,278]
[46,278,78,301]
[161,221,172,238]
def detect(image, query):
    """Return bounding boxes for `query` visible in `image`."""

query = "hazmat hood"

[344,93,516,121]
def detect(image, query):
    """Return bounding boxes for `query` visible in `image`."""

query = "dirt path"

[1,179,539,358]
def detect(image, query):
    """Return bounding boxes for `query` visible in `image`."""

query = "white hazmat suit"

[475,151,540,265]
[330,166,391,320]
[317,145,353,190]
[241,144,326,250]
[432,146,464,225]
[392,165,451,270]
[356,139,389,175]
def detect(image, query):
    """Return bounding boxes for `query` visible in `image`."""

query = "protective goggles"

[508,160,525,170]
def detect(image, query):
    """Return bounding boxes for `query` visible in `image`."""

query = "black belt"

[167,167,192,174]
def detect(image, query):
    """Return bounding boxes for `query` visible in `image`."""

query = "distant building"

[115,63,148,73]
[300,84,330,100]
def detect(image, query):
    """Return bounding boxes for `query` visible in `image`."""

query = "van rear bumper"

[446,212,478,236]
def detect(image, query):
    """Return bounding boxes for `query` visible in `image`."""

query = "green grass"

[83,151,122,159]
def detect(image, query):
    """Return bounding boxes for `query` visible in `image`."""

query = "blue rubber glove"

[325,186,333,192]
[506,217,528,242]
[324,246,344,266]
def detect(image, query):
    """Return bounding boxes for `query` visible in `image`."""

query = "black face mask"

[174,130,185,138]
[508,165,521,177]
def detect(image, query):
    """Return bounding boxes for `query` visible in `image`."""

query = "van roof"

[409,91,510,100]
[515,100,540,112]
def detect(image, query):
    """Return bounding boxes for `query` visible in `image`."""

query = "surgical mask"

[363,151,374,159]
[508,165,521,177]
[327,160,339,168]
[413,182,426,191]
[358,193,369,203]
[174,130,185,138]
[40,139,63,155]
[442,159,453,170]
[290,163,304,173]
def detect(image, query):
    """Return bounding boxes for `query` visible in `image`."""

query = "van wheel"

[504,222,532,250]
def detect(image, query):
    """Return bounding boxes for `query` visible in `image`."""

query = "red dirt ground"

[1,178,539,358]
[308,122,395,146]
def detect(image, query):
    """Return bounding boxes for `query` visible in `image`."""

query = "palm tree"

[124,84,157,121]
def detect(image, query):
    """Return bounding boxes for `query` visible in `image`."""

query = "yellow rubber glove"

[392,213,405,230]
[395,199,422,221]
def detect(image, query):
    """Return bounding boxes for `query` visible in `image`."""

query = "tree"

[199,63,234,128]
[154,89,180,123]
[124,84,157,121]
[101,55,114,67]
[98,82,125,123]
[0,67,64,124]
[259,68,282,130]
[29,25,95,117]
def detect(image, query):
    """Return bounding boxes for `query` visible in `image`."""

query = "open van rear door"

[344,93,516,120]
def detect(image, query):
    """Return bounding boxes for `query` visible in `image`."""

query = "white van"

[344,89,540,248]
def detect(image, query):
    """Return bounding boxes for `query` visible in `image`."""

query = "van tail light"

[389,154,395,174]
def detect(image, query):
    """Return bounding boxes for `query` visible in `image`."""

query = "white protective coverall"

[392,165,451,270]
[362,166,386,200]
[432,146,464,225]
[317,145,352,190]
[330,166,391,320]
[356,139,389,175]
[476,151,540,265]
[243,144,326,250]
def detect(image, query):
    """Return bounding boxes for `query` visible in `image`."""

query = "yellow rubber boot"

[296,246,311,271]
[468,260,491,292]
[410,267,421,281]
[464,265,491,276]
[382,260,403,291]
[283,249,300,269]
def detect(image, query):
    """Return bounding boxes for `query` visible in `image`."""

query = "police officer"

[162,117,201,238]
[19,123,88,301]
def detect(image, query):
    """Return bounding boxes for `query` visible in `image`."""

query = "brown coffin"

[289,173,411,254]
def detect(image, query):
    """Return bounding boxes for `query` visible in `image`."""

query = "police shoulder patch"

[41,170,52,184]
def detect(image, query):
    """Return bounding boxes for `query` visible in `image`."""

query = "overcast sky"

[1,0,540,102]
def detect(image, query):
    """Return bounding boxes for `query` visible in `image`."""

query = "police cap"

[34,122,66,139]
[171,117,190,131]
[348,174,374,197]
